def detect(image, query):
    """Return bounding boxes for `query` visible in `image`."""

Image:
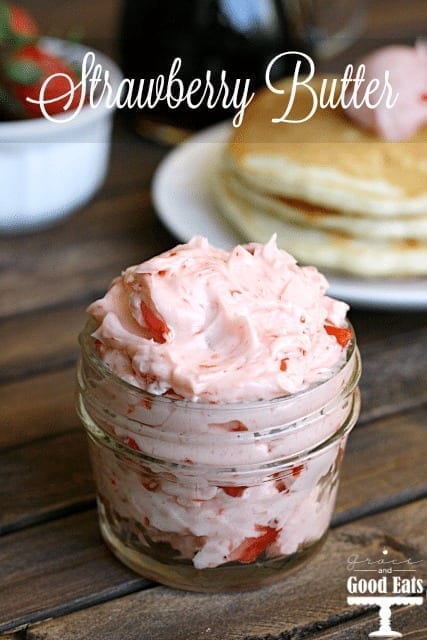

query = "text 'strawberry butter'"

[76,236,361,591]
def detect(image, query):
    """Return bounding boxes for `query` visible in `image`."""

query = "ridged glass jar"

[76,319,361,592]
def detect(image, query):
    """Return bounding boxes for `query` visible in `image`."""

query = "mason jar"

[76,319,361,591]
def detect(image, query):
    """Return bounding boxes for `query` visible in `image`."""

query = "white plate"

[153,121,427,310]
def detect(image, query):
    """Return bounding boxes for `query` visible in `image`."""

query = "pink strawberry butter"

[76,236,361,591]
[345,43,427,141]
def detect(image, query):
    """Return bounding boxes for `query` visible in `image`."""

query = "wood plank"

[0,368,78,449]
[1,404,426,539]
[0,194,174,320]
[0,431,93,535]
[0,510,150,635]
[13,498,426,640]
[358,328,427,424]
[0,306,85,383]
[296,605,427,640]
[349,310,427,347]
[18,0,121,58]
[335,404,427,515]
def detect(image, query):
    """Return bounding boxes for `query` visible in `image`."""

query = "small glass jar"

[76,319,361,592]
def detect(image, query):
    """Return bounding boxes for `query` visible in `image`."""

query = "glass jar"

[76,319,361,591]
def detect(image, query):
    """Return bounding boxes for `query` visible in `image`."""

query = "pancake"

[212,169,427,277]
[218,167,427,240]
[212,76,427,276]
[227,77,427,217]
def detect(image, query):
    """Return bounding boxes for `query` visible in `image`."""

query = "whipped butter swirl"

[88,236,349,403]
[346,43,427,141]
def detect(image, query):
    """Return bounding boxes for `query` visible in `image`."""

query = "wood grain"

[357,328,427,424]
[0,430,93,535]
[12,499,425,640]
[0,510,150,635]
[0,368,79,449]
[289,605,427,640]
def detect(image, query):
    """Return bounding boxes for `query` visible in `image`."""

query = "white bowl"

[0,38,123,233]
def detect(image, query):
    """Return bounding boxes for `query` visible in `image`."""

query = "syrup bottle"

[119,0,311,143]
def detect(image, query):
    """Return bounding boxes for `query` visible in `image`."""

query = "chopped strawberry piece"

[421,93,427,101]
[291,463,304,478]
[324,324,352,347]
[280,358,288,371]
[275,478,288,493]
[221,485,247,497]
[126,437,140,451]
[231,525,279,563]
[141,396,152,410]
[229,420,248,432]
[140,300,169,343]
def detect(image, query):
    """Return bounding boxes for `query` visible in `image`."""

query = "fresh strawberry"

[0,2,38,48]
[231,525,279,563]
[1,43,83,118]
[324,324,352,348]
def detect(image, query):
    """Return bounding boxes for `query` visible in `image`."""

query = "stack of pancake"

[212,77,427,277]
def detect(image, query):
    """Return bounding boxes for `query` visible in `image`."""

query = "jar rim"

[79,317,359,412]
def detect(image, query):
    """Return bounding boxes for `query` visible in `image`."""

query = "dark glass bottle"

[119,0,311,143]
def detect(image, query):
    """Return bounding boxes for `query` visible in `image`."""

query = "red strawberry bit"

[280,358,288,372]
[291,463,304,478]
[275,478,288,493]
[229,420,248,432]
[220,485,247,497]
[141,396,152,411]
[140,300,169,343]
[231,525,279,563]
[421,93,427,101]
[125,437,141,451]
[324,324,352,347]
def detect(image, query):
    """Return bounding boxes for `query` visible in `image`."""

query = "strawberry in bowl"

[0,2,122,233]
[0,1,38,48]
[1,42,84,119]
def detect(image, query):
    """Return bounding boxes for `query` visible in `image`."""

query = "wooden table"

[1,1,426,638]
